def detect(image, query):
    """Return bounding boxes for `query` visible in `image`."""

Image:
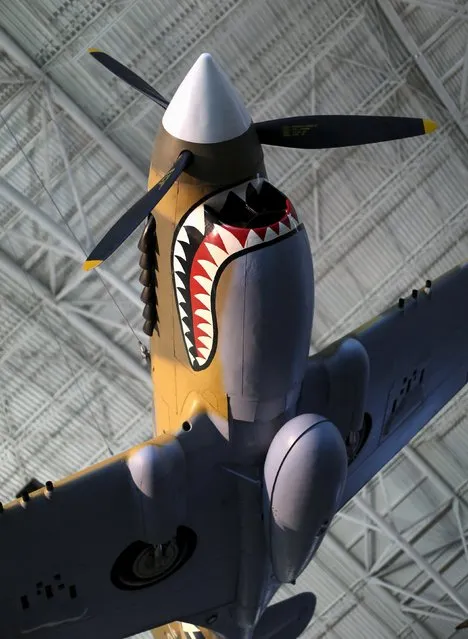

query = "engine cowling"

[263,414,347,583]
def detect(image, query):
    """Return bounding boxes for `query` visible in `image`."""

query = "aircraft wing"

[0,417,239,639]
[298,261,468,509]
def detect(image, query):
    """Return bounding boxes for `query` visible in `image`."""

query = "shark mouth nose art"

[172,179,303,370]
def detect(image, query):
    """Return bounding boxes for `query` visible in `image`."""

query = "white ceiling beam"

[61,303,147,344]
[324,532,436,638]
[314,125,447,274]
[400,539,468,614]
[460,41,468,110]
[375,0,468,142]
[371,580,463,621]
[354,494,468,615]
[249,6,365,118]
[0,176,142,309]
[404,445,468,504]
[0,27,147,189]
[43,85,94,252]
[278,73,408,195]
[370,501,453,576]
[0,248,151,389]
[315,190,468,347]
[399,0,468,19]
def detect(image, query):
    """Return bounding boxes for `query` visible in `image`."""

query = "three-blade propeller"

[83,50,437,270]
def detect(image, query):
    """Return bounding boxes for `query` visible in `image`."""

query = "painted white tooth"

[188,205,206,234]
[195,308,212,322]
[194,275,212,294]
[181,318,191,334]
[188,353,195,364]
[198,335,213,349]
[264,227,278,241]
[278,221,290,236]
[197,321,213,338]
[174,241,186,260]
[179,306,188,320]
[197,356,206,366]
[287,214,297,229]
[178,226,190,244]
[174,273,185,289]
[206,243,228,266]
[198,347,211,360]
[173,255,185,272]
[245,229,263,248]
[199,259,217,279]
[176,289,186,305]
[195,293,211,309]
[216,225,243,254]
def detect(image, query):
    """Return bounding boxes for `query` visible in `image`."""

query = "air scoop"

[216,180,289,229]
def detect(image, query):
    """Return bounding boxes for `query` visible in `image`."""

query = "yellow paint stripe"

[423,119,437,134]
[88,47,102,54]
[82,259,102,271]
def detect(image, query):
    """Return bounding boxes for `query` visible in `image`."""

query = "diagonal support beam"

[354,495,468,615]
[324,532,436,638]
[0,176,142,309]
[460,41,468,110]
[0,248,151,389]
[43,85,94,252]
[375,0,468,142]
[404,445,468,506]
[0,28,147,189]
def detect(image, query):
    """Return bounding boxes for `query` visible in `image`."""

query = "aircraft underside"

[1,46,466,639]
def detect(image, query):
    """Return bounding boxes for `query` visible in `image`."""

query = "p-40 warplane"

[1,52,467,639]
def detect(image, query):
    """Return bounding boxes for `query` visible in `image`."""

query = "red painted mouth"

[172,181,302,370]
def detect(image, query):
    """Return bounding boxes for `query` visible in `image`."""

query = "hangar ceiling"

[0,0,467,637]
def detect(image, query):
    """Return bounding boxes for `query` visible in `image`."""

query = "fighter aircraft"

[1,51,466,639]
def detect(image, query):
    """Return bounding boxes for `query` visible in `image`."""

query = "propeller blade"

[88,49,170,109]
[255,115,437,149]
[83,150,193,271]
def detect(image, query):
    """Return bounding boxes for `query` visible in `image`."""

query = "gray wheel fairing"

[263,414,348,583]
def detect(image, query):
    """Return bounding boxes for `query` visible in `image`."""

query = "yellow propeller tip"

[88,47,102,54]
[83,259,102,271]
[423,119,437,134]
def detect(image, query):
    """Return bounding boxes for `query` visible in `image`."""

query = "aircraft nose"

[162,52,252,144]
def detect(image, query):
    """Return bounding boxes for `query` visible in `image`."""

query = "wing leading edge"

[298,261,468,508]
